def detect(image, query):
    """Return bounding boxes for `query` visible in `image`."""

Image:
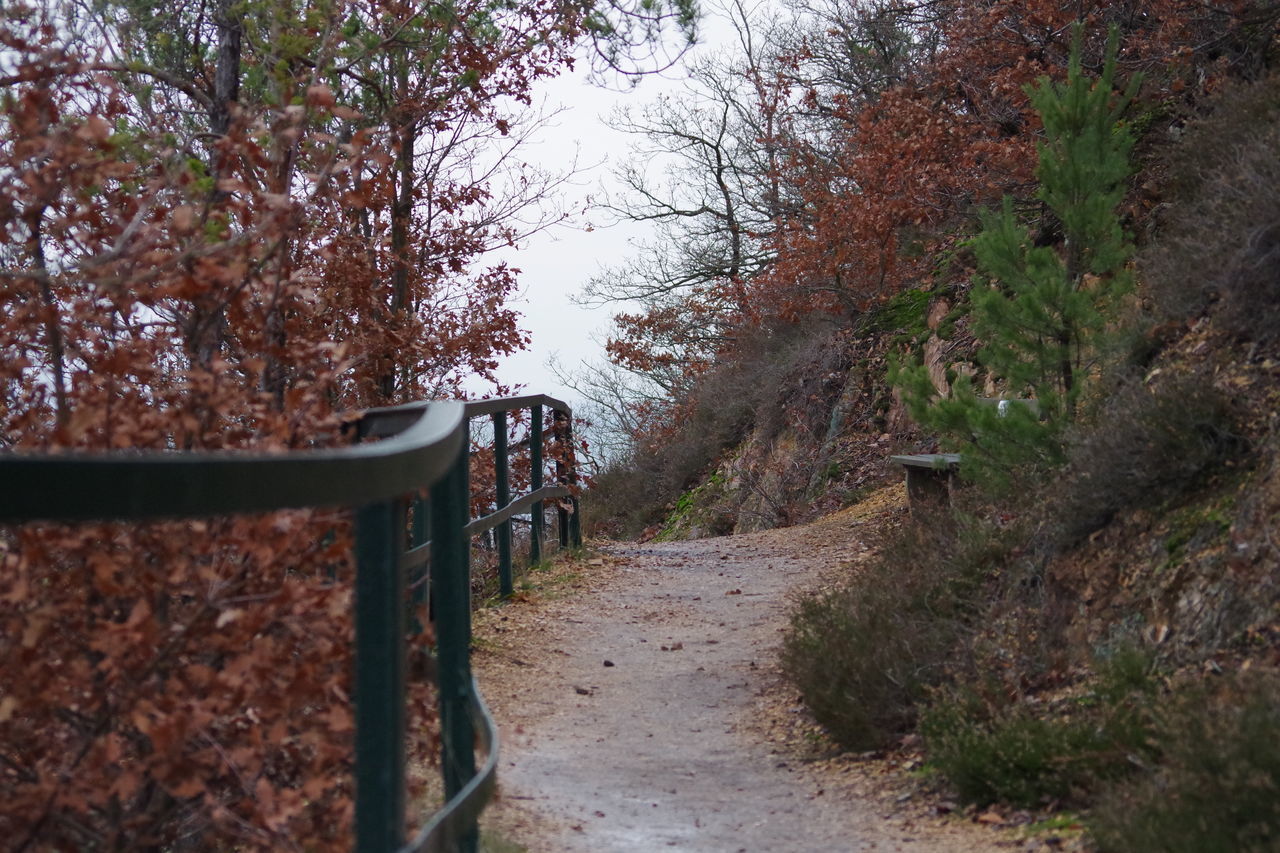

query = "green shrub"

[1090,672,1280,853]
[862,286,931,344]
[922,647,1158,807]
[655,470,734,539]
[1049,369,1243,544]
[923,696,1104,807]
[1145,73,1280,345]
[781,518,1007,749]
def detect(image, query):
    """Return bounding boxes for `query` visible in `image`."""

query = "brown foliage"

[0,0,587,845]
[602,0,1277,495]
[0,517,394,849]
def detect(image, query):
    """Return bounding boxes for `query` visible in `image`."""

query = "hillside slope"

[592,67,1280,852]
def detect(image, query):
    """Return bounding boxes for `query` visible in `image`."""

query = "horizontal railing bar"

[396,484,572,570]
[461,394,570,419]
[401,679,499,853]
[353,401,432,441]
[463,484,570,539]
[353,394,572,442]
[0,403,466,524]
[399,542,432,574]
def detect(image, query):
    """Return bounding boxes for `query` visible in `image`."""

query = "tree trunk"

[380,60,416,402]
[186,0,242,372]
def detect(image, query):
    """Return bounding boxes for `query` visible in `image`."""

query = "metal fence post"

[354,499,407,853]
[529,404,543,567]
[564,415,583,548]
[554,410,570,549]
[430,448,478,853]
[492,411,513,597]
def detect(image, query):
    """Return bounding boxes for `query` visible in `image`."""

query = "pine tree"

[895,25,1140,486]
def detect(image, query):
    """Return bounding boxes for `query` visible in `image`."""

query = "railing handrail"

[0,393,580,853]
[401,676,500,853]
[352,395,571,442]
[464,483,570,538]
[462,393,571,419]
[0,401,466,523]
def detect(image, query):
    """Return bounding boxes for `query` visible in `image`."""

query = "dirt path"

[472,487,1011,852]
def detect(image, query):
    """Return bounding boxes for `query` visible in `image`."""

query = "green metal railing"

[0,393,581,853]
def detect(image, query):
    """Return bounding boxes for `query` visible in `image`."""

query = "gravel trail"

[471,489,1006,852]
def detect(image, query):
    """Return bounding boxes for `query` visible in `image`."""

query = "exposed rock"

[927,297,951,331]
[923,335,951,396]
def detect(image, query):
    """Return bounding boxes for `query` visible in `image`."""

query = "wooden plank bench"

[889,453,962,517]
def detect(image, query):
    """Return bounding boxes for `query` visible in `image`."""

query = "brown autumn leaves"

[0,0,1268,847]
[0,0,587,847]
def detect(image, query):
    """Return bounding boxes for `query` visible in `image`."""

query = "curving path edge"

[470,487,1006,853]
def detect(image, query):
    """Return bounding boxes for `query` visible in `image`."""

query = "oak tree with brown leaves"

[0,0,692,847]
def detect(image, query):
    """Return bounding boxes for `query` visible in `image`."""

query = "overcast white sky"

[475,13,740,409]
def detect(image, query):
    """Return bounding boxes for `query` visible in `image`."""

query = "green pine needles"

[895,25,1141,486]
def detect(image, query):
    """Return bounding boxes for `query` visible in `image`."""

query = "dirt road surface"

[472,487,1010,852]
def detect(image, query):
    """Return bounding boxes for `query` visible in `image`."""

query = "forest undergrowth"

[586,12,1280,851]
